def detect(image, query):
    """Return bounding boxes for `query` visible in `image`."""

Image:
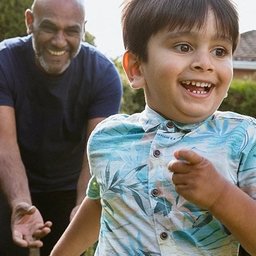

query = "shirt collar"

[139,105,213,132]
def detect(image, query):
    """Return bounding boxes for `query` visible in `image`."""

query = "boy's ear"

[122,51,145,89]
[25,9,34,34]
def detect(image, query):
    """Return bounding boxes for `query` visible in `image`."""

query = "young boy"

[50,0,256,255]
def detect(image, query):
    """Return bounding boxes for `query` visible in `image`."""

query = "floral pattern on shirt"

[87,106,256,256]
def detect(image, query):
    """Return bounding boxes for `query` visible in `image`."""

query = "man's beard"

[36,55,71,75]
[32,37,81,75]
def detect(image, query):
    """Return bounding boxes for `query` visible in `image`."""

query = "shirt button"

[151,188,159,197]
[160,232,168,240]
[166,121,174,128]
[153,149,161,158]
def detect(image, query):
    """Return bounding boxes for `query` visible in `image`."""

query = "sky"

[84,0,256,59]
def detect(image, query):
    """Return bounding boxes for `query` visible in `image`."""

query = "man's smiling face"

[27,0,85,75]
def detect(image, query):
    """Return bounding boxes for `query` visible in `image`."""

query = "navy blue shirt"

[0,35,122,192]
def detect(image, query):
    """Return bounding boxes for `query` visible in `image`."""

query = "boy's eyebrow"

[165,30,232,44]
[213,34,233,45]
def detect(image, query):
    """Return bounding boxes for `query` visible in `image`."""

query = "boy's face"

[137,10,233,124]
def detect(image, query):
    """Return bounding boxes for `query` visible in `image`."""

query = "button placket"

[153,149,161,158]
[166,121,174,129]
[151,188,159,197]
[160,232,169,240]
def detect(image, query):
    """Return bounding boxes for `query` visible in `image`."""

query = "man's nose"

[51,31,67,48]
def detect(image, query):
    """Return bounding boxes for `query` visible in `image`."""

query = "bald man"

[0,0,122,255]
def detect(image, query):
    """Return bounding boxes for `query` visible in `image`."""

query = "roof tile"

[234,30,256,61]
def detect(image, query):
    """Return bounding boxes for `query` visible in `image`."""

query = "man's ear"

[25,9,34,34]
[82,20,87,40]
[122,51,145,89]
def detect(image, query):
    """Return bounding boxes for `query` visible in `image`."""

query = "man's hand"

[70,204,81,221]
[11,202,52,248]
[168,148,227,210]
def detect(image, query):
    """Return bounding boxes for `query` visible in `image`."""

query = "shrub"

[0,0,33,42]
[219,79,256,118]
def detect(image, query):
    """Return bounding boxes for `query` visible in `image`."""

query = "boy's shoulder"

[214,111,256,124]
[99,112,141,126]
[212,111,256,134]
[92,113,143,136]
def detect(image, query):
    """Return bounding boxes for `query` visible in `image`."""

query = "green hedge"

[219,79,256,118]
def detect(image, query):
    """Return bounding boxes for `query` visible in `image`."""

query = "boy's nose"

[190,52,215,72]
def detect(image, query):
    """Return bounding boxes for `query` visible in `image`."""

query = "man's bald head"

[25,0,86,74]
[31,0,86,21]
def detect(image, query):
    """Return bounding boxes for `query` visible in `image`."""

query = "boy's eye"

[212,48,227,57]
[175,44,192,53]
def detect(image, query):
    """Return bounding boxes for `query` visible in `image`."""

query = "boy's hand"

[11,202,52,248]
[168,148,227,210]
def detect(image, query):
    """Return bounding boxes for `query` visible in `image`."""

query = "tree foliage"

[0,0,96,46]
[0,0,33,41]
[84,31,96,46]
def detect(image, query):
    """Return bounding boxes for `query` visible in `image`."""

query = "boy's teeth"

[188,89,207,94]
[182,81,211,87]
[196,82,208,87]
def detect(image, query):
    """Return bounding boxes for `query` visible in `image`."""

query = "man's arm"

[0,106,31,207]
[0,106,52,247]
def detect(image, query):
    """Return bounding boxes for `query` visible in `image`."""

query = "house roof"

[233,30,256,61]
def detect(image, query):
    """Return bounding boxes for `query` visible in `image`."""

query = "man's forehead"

[32,0,85,15]
[32,0,85,24]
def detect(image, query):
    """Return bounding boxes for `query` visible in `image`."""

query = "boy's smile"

[137,10,233,124]
[180,81,213,95]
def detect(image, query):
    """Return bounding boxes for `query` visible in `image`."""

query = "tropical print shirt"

[87,106,256,256]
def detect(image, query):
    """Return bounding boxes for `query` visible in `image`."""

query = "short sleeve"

[86,175,101,200]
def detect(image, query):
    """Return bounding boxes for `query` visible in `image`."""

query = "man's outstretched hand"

[11,202,52,248]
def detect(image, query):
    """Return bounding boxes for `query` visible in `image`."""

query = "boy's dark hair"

[121,0,239,61]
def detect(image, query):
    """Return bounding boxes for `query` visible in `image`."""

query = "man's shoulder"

[79,41,100,53]
[0,36,32,73]
[0,36,31,49]
[78,42,112,63]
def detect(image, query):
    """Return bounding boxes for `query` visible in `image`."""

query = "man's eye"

[212,48,227,57]
[65,29,81,36]
[175,44,192,53]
